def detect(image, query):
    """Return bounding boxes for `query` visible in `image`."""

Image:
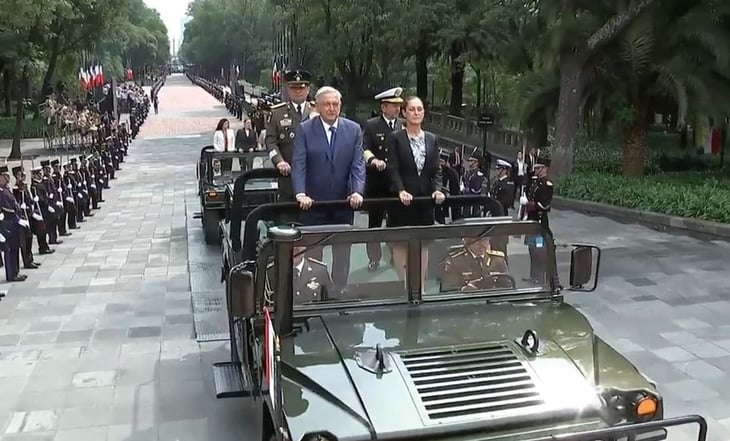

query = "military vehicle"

[212,196,707,441]
[195,146,275,244]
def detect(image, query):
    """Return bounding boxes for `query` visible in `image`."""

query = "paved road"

[0,73,726,441]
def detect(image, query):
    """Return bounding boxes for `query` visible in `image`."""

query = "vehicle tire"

[203,210,221,245]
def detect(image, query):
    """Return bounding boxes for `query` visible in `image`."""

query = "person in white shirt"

[515,151,526,197]
[213,118,236,171]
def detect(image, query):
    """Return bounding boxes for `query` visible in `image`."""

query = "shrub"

[0,118,48,140]
[557,172,730,223]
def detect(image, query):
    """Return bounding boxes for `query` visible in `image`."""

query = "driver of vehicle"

[441,237,510,292]
[266,246,334,303]
[211,158,222,177]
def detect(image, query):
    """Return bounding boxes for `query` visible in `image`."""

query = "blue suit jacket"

[292,116,366,224]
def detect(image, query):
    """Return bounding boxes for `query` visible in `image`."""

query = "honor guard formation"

[0,80,158,284]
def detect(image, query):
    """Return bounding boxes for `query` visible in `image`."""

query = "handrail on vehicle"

[234,194,504,258]
[529,414,707,441]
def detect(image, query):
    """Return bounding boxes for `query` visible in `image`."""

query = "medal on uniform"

[280,118,292,127]
[289,132,295,139]
[279,133,285,140]
[307,279,320,290]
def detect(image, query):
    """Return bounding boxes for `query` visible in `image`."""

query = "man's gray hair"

[315,86,342,103]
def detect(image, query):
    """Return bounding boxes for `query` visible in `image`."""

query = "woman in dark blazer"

[386,96,445,282]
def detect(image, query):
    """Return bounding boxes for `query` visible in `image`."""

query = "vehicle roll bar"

[234,195,503,258]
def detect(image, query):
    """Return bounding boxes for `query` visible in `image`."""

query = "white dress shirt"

[321,118,339,144]
[213,129,236,152]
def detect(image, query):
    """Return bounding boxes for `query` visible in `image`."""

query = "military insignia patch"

[289,132,295,139]
[307,279,320,290]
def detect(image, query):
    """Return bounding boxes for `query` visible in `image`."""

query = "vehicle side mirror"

[568,244,601,292]
[229,268,256,318]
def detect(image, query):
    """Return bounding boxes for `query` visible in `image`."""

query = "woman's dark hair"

[215,118,228,131]
[403,96,423,107]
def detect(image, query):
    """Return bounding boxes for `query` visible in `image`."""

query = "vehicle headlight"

[601,389,661,424]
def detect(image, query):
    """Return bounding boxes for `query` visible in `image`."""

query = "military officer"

[362,86,405,270]
[524,157,556,284]
[462,148,489,217]
[13,167,45,269]
[491,159,516,215]
[441,237,510,292]
[32,166,61,246]
[265,69,315,204]
[266,246,334,304]
[0,166,26,282]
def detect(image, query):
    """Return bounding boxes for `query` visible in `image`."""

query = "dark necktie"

[389,120,394,130]
[296,104,301,116]
[329,126,337,156]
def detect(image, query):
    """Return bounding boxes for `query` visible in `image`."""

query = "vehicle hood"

[281,301,619,441]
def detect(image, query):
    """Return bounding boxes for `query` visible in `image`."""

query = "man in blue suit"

[292,86,366,292]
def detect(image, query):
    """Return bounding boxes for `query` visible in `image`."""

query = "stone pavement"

[0,72,726,441]
[0,74,255,441]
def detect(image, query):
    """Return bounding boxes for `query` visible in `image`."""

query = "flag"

[87,66,96,89]
[78,68,86,90]
[272,60,278,89]
[84,68,91,90]
[97,65,104,86]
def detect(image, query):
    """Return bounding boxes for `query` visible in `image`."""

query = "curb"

[553,196,730,239]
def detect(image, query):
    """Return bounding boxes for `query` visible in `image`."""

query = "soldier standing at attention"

[524,157,556,285]
[362,86,405,271]
[265,69,315,204]
[491,159,516,216]
[0,166,26,282]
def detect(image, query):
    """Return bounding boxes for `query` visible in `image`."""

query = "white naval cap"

[374,87,404,103]
[495,159,512,168]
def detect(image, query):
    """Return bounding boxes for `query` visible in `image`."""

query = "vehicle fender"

[593,336,658,392]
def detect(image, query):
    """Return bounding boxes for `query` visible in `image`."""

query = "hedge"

[0,118,48,140]
[557,172,730,224]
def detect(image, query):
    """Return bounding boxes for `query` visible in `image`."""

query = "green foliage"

[557,171,730,223]
[0,118,46,139]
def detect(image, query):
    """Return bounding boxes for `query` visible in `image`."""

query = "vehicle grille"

[400,343,544,421]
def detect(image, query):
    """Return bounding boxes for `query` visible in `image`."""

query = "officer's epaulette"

[306,257,326,266]
[270,102,286,110]
[266,261,275,270]
[546,180,553,186]
[487,250,505,257]
[309,100,316,106]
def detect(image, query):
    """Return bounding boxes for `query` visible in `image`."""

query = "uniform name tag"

[280,119,292,127]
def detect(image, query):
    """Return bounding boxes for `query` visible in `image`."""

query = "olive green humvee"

[212,197,707,441]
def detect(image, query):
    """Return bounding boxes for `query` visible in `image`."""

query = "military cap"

[51,159,60,166]
[535,157,551,167]
[11,166,22,175]
[78,155,85,161]
[0,165,8,174]
[374,87,404,104]
[31,166,42,173]
[283,69,311,87]
[495,159,512,168]
[40,160,50,167]
[70,158,77,163]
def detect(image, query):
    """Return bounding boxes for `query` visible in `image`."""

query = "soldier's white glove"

[0,233,5,243]
[20,203,26,209]
[18,219,29,228]
[0,212,4,221]
[519,194,528,205]
[48,207,55,214]
[33,196,39,202]
[56,201,64,207]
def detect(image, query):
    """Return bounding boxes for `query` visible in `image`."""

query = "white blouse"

[213,129,236,152]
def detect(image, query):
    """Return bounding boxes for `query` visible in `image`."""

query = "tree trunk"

[2,69,11,117]
[526,110,548,149]
[475,68,482,109]
[34,34,62,119]
[448,41,465,116]
[621,103,649,177]
[415,36,429,104]
[10,68,28,160]
[552,52,584,177]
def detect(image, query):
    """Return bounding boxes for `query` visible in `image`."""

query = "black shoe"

[23,263,39,269]
[9,275,27,282]
[39,249,54,255]
[49,240,63,245]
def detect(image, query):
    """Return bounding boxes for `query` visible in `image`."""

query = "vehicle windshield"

[206,151,274,185]
[260,220,554,308]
